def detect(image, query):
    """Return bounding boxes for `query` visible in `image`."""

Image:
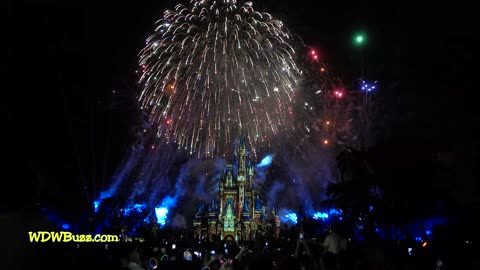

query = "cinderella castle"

[193,139,280,242]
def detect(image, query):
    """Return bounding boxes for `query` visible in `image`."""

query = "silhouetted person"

[127,249,145,270]
[322,225,347,269]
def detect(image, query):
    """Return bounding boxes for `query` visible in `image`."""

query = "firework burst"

[138,0,302,157]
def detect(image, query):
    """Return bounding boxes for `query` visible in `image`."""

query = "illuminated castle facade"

[194,139,280,242]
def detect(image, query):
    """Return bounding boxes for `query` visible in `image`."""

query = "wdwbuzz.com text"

[29,232,120,242]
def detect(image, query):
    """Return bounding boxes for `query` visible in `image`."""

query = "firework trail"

[138,0,302,157]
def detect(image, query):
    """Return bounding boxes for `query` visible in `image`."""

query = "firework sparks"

[138,0,302,157]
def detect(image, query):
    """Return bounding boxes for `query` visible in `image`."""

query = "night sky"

[6,0,478,216]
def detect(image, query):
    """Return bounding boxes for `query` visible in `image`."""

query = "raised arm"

[294,240,301,258]
[322,235,330,254]
[234,246,248,261]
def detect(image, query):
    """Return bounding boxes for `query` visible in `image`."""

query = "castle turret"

[208,199,217,237]
[241,198,251,240]
[238,138,247,177]
[193,197,204,240]
[219,181,224,217]
[225,164,233,187]
[209,199,217,213]
[195,197,203,217]
[242,198,250,219]
[248,164,254,189]
[254,195,262,214]
[271,202,281,239]
[237,139,247,219]
[260,207,266,222]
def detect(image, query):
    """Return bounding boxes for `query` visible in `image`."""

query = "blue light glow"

[62,224,70,230]
[123,203,147,216]
[329,208,342,215]
[257,154,274,168]
[426,230,432,235]
[133,203,145,209]
[285,213,298,224]
[155,207,169,226]
[312,209,341,220]
[313,212,329,220]
[161,195,177,209]
[94,200,101,212]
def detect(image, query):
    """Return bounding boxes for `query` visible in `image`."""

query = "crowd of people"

[22,223,476,270]
[13,218,476,270]
[114,225,357,270]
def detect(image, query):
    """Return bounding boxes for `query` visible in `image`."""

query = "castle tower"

[219,180,224,218]
[254,195,262,218]
[238,137,247,177]
[261,207,266,222]
[248,163,254,189]
[193,197,204,240]
[241,198,251,240]
[225,164,233,188]
[272,202,281,239]
[237,139,247,219]
[208,199,217,237]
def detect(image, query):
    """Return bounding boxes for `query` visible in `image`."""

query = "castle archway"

[224,234,235,243]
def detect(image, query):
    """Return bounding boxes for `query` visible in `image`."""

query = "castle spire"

[209,199,216,213]
[225,164,233,187]
[242,198,251,222]
[195,197,204,216]
[239,135,246,148]
[243,198,250,213]
[260,207,266,222]
[238,136,247,175]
